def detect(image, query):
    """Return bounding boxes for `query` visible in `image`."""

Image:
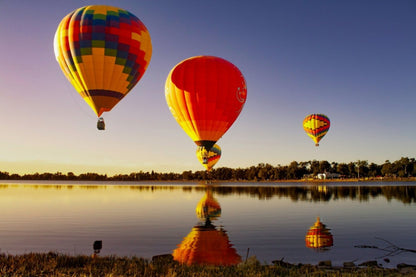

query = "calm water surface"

[0,181,415,268]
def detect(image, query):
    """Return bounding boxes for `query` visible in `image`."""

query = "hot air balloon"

[172,219,241,265]
[305,217,333,249]
[165,56,247,154]
[195,190,221,221]
[196,144,221,171]
[303,114,330,146]
[54,5,152,130]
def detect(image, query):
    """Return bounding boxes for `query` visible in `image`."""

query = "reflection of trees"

[176,185,416,204]
[203,186,416,204]
[0,183,415,204]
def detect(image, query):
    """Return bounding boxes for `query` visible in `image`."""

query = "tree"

[356,160,369,178]
[310,160,320,175]
[319,161,331,173]
[348,162,357,178]
[232,168,246,180]
[381,160,393,177]
[368,163,381,177]
[182,170,193,180]
[276,165,288,180]
[287,161,299,179]
[331,162,338,173]
[396,157,411,177]
[337,163,349,177]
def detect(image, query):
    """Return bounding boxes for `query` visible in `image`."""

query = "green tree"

[356,160,369,178]
[396,157,411,177]
[337,163,349,177]
[319,161,331,173]
[381,160,393,177]
[368,163,381,177]
[348,162,356,177]
[310,160,320,175]
[287,161,299,179]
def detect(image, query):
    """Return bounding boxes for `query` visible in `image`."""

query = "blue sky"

[0,0,415,174]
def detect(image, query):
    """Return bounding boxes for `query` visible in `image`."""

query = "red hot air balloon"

[165,56,247,152]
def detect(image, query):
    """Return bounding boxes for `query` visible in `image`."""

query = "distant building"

[316,172,341,180]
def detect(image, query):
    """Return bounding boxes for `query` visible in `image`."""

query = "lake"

[0,180,415,268]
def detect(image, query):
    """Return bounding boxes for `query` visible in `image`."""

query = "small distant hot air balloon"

[165,56,247,153]
[172,219,241,266]
[195,190,221,221]
[54,5,152,130]
[305,217,333,249]
[303,114,330,146]
[196,144,221,171]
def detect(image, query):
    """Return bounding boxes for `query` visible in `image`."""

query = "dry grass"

[0,252,412,277]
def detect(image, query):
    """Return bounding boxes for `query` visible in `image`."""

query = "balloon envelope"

[196,144,221,171]
[54,5,152,117]
[303,114,330,146]
[165,56,247,151]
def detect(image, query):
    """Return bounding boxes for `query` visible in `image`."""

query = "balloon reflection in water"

[195,190,221,221]
[173,190,241,265]
[305,217,333,250]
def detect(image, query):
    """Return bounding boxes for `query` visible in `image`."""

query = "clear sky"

[0,0,415,175]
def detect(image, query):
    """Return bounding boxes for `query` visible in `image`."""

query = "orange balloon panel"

[165,56,247,150]
[172,223,241,265]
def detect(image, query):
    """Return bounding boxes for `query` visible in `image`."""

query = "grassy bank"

[1,252,414,277]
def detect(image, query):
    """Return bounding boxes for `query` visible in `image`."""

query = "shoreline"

[1,177,415,183]
[1,252,415,276]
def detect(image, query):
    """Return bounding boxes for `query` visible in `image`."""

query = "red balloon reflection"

[305,217,333,249]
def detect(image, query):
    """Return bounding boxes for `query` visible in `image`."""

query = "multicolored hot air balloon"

[196,144,221,171]
[195,190,221,221]
[54,5,152,129]
[165,56,247,152]
[172,219,241,265]
[303,114,330,146]
[305,217,333,249]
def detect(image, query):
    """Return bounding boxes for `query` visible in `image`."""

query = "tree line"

[1,183,414,204]
[0,157,415,181]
